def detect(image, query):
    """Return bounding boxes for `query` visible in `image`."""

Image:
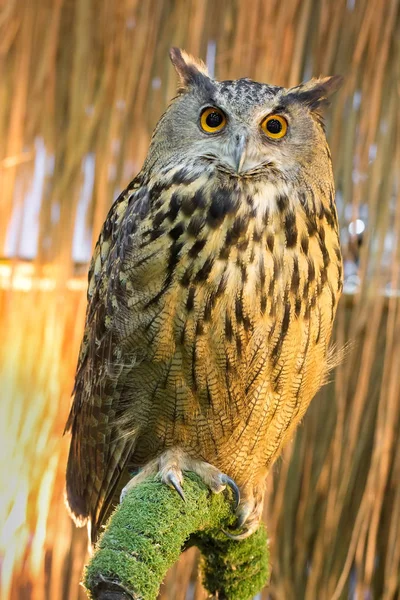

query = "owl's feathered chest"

[111,171,341,364]
[89,169,342,467]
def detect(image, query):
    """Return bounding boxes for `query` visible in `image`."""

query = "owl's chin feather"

[200,152,278,179]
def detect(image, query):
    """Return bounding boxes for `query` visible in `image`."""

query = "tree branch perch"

[83,473,269,599]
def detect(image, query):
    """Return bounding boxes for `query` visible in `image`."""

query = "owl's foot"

[120,448,240,508]
[223,487,265,540]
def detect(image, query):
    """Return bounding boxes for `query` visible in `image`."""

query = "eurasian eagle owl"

[65,48,343,542]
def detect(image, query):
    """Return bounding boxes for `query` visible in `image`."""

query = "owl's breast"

[113,174,342,468]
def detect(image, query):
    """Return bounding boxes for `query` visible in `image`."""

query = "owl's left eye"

[261,114,288,139]
[200,107,227,133]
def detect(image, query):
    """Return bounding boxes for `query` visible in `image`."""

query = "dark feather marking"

[191,341,198,391]
[149,228,164,242]
[253,229,262,243]
[295,297,302,317]
[315,309,322,345]
[207,188,236,228]
[303,277,310,299]
[181,197,196,217]
[266,234,274,252]
[276,193,289,213]
[194,257,214,282]
[235,296,244,324]
[169,222,185,240]
[329,283,336,321]
[172,168,199,185]
[225,215,249,246]
[216,269,228,296]
[204,291,217,321]
[324,206,336,229]
[272,363,285,393]
[186,287,195,311]
[271,302,291,365]
[268,277,275,298]
[180,322,187,345]
[245,358,266,395]
[225,314,233,341]
[285,212,298,247]
[300,234,309,254]
[145,241,183,306]
[259,254,266,287]
[180,264,193,287]
[260,293,267,314]
[291,257,300,293]
[237,238,249,252]
[308,259,316,282]
[153,210,168,227]
[306,218,318,237]
[236,333,242,358]
[238,260,247,282]
[189,238,206,257]
[337,263,343,289]
[167,192,181,222]
[243,315,251,332]
[196,321,204,335]
[192,189,207,209]
[187,214,205,237]
[318,236,331,269]
[219,245,230,260]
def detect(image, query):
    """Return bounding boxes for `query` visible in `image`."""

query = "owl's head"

[145,48,342,182]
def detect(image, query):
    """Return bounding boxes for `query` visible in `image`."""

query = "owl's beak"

[233,134,247,173]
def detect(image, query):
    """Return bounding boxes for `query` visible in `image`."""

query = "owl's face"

[146,49,342,183]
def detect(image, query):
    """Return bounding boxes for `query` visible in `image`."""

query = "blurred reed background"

[0,0,399,598]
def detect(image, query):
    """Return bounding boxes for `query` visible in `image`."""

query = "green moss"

[83,473,269,600]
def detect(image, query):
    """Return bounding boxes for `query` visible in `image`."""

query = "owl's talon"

[219,474,240,508]
[222,509,261,540]
[222,522,259,540]
[165,471,186,502]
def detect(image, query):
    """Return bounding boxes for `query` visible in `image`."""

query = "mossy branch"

[83,473,269,600]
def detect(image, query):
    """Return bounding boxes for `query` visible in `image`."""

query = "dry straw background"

[1,0,399,598]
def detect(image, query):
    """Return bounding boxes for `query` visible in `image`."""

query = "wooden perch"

[83,473,269,599]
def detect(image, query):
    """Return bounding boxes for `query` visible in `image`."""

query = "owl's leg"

[120,447,240,508]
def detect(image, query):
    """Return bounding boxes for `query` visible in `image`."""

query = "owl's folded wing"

[64,176,149,542]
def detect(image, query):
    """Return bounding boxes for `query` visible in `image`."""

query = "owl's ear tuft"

[170,47,211,92]
[289,75,344,111]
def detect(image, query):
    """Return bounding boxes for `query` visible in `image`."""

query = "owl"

[65,48,343,543]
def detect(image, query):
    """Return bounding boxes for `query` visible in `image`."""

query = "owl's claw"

[219,474,240,508]
[165,471,186,502]
[222,490,264,539]
[222,521,259,540]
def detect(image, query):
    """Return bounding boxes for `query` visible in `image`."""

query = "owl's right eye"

[200,107,227,133]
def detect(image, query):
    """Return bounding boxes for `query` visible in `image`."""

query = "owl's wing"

[65,176,149,541]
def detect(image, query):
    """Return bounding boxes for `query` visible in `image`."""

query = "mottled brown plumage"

[65,48,343,542]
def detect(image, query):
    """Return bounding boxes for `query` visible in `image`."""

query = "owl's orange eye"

[200,107,227,133]
[261,114,288,139]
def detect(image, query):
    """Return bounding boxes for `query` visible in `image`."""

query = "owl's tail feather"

[64,439,90,528]
[65,427,136,545]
